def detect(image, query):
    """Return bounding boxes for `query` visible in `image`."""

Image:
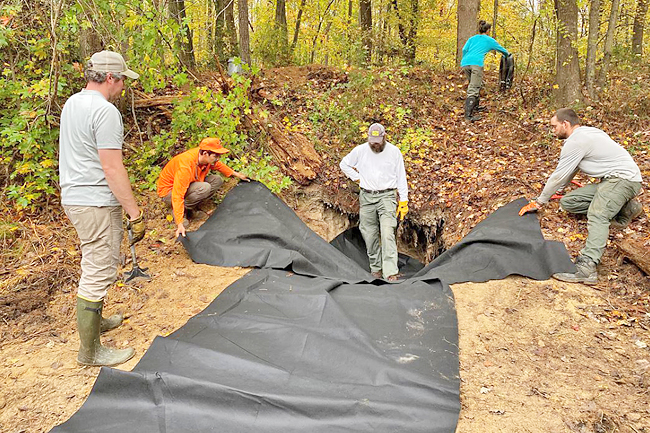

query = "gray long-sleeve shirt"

[537,126,642,204]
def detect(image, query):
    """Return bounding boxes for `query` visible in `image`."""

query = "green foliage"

[0,2,65,210]
[394,127,435,155]
[307,71,375,145]
[128,67,291,194]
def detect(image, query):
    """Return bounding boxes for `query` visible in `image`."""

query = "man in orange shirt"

[157,137,249,237]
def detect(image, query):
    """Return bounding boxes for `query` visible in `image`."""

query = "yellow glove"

[396,201,408,221]
[126,210,146,245]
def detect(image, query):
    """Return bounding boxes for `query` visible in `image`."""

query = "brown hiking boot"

[610,199,644,229]
[552,256,598,285]
[387,273,404,282]
[186,209,208,220]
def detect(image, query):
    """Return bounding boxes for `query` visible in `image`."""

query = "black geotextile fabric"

[52,182,575,433]
[178,181,377,284]
[411,198,576,285]
[53,270,460,433]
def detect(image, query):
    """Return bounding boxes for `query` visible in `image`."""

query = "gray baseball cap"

[88,51,139,79]
[368,123,386,143]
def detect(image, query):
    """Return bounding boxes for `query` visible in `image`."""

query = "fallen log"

[133,95,179,109]
[616,239,650,275]
[244,113,322,185]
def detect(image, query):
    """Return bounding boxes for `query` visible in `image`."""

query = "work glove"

[518,201,540,216]
[126,210,146,245]
[396,201,408,221]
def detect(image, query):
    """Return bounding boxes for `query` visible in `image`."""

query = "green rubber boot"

[100,312,124,333]
[77,297,135,366]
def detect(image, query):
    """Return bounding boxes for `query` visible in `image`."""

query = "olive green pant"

[463,65,484,97]
[359,190,398,277]
[559,177,641,263]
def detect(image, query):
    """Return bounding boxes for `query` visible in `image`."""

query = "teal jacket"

[461,34,508,67]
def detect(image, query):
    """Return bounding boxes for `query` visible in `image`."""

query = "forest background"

[1,0,649,211]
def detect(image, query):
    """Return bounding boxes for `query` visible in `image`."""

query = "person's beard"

[556,129,568,140]
[369,141,386,153]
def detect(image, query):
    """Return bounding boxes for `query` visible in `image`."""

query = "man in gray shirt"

[59,51,145,366]
[519,108,643,284]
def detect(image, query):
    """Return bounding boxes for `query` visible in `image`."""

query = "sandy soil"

[1,204,648,433]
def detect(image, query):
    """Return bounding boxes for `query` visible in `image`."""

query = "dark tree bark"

[391,0,419,63]
[225,0,238,52]
[456,0,480,66]
[360,0,372,64]
[492,0,498,38]
[598,0,620,86]
[292,0,307,51]
[585,0,601,98]
[169,0,196,68]
[555,0,583,105]
[238,0,251,64]
[275,0,288,55]
[632,0,649,57]
[79,27,103,61]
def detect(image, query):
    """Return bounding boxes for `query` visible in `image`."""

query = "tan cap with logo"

[368,123,386,144]
[88,51,139,79]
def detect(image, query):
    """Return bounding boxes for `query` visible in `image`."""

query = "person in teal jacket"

[461,20,509,122]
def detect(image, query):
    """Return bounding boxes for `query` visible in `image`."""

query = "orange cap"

[199,137,230,154]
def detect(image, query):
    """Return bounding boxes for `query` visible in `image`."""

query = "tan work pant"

[64,205,123,301]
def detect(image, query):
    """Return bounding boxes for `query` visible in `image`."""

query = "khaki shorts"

[64,205,123,301]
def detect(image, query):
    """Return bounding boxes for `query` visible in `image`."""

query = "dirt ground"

[1,193,648,433]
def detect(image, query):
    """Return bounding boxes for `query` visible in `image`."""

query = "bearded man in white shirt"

[340,123,409,281]
[519,108,643,285]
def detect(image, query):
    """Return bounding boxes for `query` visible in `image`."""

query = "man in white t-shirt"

[59,51,145,366]
[340,123,409,281]
[519,108,643,285]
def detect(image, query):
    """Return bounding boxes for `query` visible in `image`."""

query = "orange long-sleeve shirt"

[157,147,235,224]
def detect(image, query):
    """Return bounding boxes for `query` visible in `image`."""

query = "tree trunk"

[632,0,649,57]
[292,0,307,51]
[310,0,335,63]
[406,0,419,63]
[347,0,353,63]
[79,27,103,61]
[456,0,480,66]
[598,0,620,86]
[323,21,333,65]
[359,0,372,64]
[585,0,601,99]
[492,0,498,38]
[225,0,238,55]
[214,0,238,60]
[238,0,251,64]
[214,0,226,62]
[555,0,583,105]
[169,0,196,69]
[275,0,288,58]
